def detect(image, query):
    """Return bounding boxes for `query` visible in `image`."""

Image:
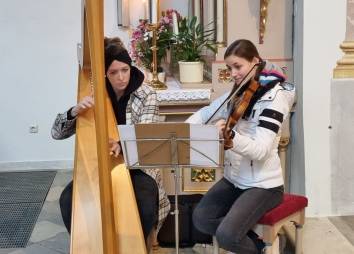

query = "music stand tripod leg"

[170,134,180,254]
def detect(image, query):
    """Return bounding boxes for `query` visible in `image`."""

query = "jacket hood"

[258,60,286,86]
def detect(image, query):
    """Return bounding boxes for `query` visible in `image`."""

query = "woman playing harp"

[51,37,170,243]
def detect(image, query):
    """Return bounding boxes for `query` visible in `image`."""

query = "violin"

[203,61,265,150]
[223,77,260,149]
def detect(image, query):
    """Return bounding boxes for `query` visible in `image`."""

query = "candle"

[207,0,215,41]
[172,12,179,36]
[194,0,200,25]
[142,0,147,20]
[216,0,224,43]
[151,0,157,23]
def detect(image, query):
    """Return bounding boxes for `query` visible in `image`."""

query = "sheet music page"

[117,125,138,167]
[190,124,220,166]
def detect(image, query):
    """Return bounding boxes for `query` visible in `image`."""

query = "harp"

[70,0,147,253]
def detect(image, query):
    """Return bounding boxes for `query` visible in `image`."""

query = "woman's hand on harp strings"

[71,94,94,117]
[109,138,121,157]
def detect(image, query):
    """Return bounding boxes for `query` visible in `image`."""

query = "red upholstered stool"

[254,193,308,254]
[212,193,308,254]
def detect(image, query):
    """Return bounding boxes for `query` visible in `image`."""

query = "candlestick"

[146,23,167,90]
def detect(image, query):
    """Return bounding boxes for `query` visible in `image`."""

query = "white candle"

[142,0,147,20]
[194,0,200,25]
[151,0,157,23]
[207,0,215,41]
[172,12,179,36]
[216,0,224,43]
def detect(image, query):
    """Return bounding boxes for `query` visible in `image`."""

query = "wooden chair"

[212,193,308,254]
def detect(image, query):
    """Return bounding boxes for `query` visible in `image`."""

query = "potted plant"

[174,16,216,83]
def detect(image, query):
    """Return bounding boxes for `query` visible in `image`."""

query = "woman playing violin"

[188,39,295,254]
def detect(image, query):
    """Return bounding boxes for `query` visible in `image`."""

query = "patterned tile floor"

[0,170,354,254]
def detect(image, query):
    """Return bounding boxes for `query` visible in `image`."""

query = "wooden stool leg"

[264,236,280,254]
[213,236,220,254]
[295,224,303,254]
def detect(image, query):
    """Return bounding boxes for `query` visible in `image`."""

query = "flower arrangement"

[130,9,181,72]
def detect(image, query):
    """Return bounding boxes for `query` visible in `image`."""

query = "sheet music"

[190,124,220,166]
[118,124,220,168]
[118,125,138,166]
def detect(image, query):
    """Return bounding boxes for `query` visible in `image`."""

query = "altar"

[156,76,212,122]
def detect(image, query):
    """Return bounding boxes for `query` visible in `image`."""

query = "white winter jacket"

[187,82,295,189]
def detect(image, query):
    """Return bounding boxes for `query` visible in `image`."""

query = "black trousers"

[59,169,159,240]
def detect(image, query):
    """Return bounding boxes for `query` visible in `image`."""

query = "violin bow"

[204,62,264,125]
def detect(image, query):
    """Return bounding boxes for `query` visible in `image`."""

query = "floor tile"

[0,249,17,254]
[36,232,70,254]
[36,200,65,226]
[303,217,354,254]
[51,171,72,188]
[29,221,66,243]
[330,216,354,246]
[7,243,63,254]
[46,186,64,202]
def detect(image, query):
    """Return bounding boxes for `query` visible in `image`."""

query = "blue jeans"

[192,178,283,254]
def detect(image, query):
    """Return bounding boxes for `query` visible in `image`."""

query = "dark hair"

[104,37,126,52]
[224,39,261,62]
[104,37,132,72]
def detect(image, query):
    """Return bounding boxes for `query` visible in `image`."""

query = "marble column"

[334,0,354,78]
[330,0,354,215]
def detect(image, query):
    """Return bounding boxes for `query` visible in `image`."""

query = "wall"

[0,0,131,169]
[226,0,294,82]
[300,0,346,216]
[159,0,189,17]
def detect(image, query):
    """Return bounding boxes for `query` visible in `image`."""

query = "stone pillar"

[331,0,354,215]
[334,0,354,78]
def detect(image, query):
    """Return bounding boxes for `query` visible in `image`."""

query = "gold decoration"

[146,23,167,90]
[333,41,354,78]
[259,0,270,44]
[191,168,216,182]
[218,68,232,83]
[278,137,290,152]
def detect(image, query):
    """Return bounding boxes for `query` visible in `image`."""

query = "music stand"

[118,123,223,254]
